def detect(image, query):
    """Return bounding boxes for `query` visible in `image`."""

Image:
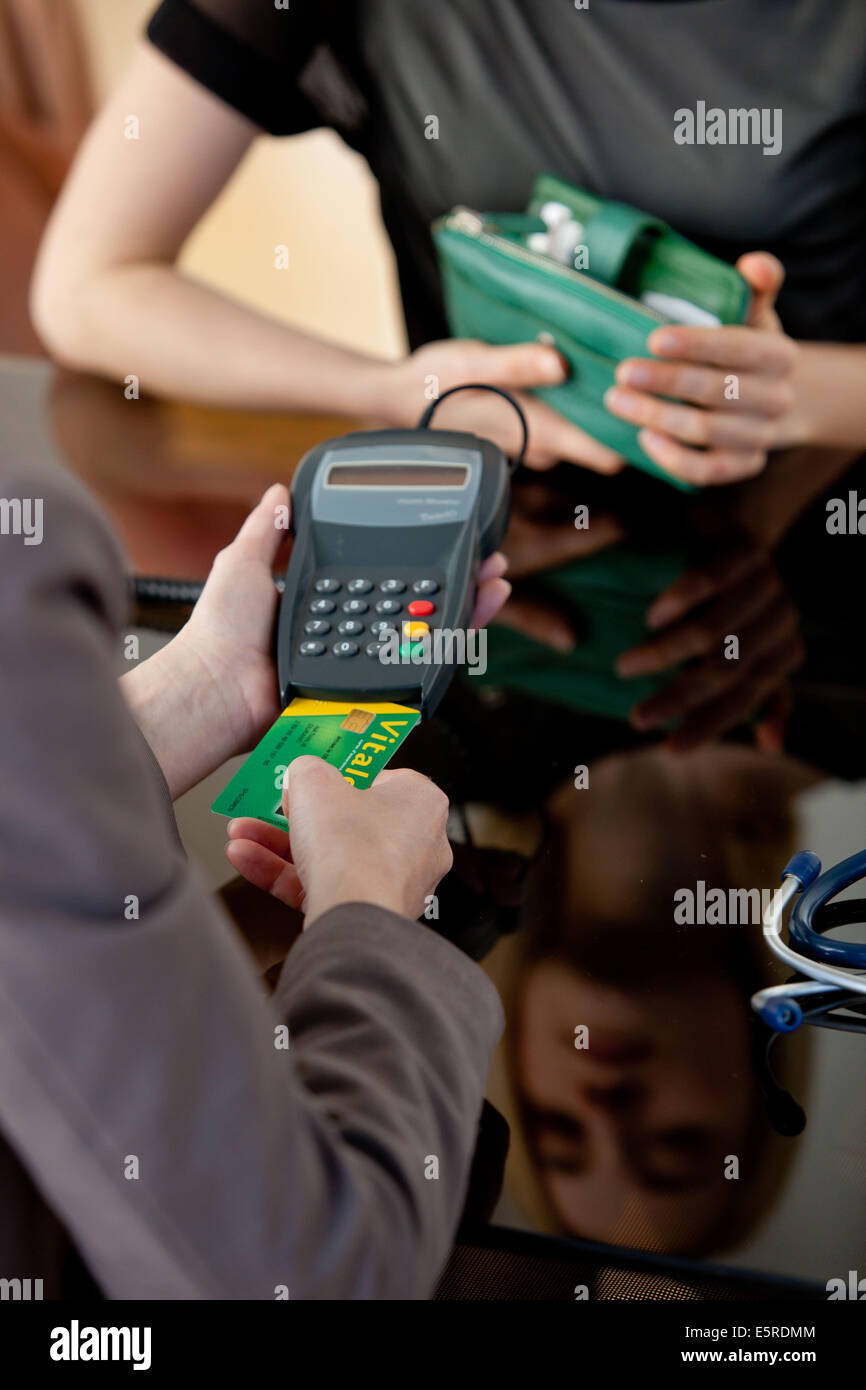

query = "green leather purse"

[433,174,751,490]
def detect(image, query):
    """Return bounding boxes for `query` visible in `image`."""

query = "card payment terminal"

[276,410,515,717]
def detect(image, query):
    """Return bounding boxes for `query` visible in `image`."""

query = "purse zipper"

[445,206,669,324]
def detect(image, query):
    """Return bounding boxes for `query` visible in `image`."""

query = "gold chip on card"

[341,708,375,733]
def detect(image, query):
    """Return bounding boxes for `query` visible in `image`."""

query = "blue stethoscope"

[752,849,866,1033]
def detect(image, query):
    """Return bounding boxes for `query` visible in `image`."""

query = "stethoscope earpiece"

[763,1083,808,1138]
[755,994,803,1033]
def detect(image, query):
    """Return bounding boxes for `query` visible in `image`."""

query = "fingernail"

[617,362,651,387]
[640,429,674,461]
[542,351,568,383]
[616,652,651,677]
[650,330,680,354]
[605,387,636,415]
[646,598,680,629]
[226,820,238,835]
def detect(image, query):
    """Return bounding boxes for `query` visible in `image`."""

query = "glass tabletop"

[7,354,865,1293]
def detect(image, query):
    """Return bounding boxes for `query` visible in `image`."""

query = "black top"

[148,0,866,349]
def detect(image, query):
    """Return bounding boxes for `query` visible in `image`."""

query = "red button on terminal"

[407,599,435,617]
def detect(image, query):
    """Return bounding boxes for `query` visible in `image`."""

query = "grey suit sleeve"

[0,459,503,1300]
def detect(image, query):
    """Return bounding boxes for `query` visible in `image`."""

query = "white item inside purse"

[640,291,722,327]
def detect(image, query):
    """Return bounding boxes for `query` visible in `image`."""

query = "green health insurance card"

[211,697,421,830]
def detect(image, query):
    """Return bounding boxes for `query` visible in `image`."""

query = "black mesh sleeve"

[146,0,324,135]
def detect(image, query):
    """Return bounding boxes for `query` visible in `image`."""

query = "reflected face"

[517,958,756,1253]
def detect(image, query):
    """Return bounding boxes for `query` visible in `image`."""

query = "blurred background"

[0,0,405,358]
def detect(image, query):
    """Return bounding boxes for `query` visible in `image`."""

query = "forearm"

[121,633,247,800]
[37,260,402,418]
[731,441,863,548]
[793,342,866,449]
[1,883,501,1298]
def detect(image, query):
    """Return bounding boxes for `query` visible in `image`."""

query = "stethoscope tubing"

[753,858,866,1031]
[762,873,866,998]
[788,848,866,969]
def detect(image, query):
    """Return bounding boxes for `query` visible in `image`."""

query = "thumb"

[283,754,347,818]
[231,482,291,563]
[737,251,785,329]
[459,340,568,389]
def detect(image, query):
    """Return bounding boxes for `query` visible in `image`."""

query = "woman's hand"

[121,483,290,797]
[175,482,291,748]
[615,538,804,751]
[494,475,625,650]
[604,252,812,485]
[178,487,509,736]
[389,338,625,474]
[123,485,511,798]
[226,757,453,926]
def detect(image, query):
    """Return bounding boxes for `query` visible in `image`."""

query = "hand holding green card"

[211,698,421,831]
